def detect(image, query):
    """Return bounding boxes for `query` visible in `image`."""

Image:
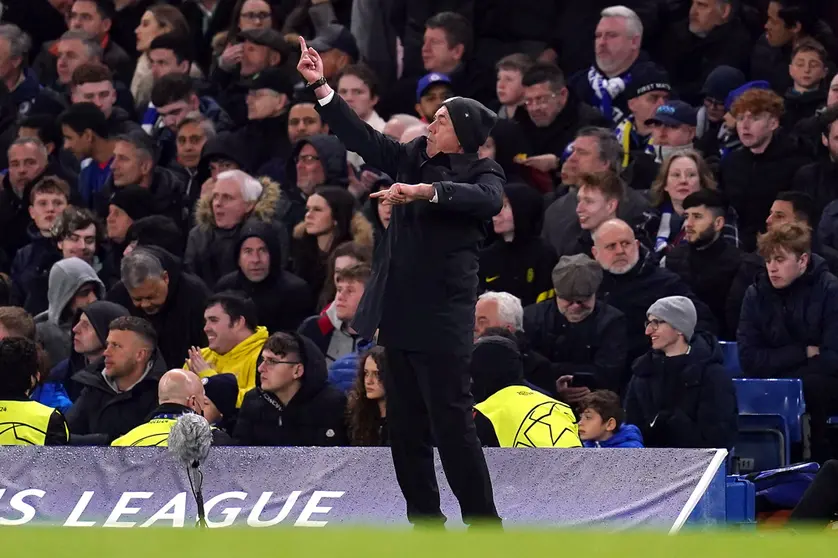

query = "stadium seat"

[719,341,743,376]
[732,379,805,472]
[725,476,756,526]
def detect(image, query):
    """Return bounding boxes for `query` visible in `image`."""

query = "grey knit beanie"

[647,296,697,340]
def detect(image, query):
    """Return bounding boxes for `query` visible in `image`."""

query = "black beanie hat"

[202,373,238,420]
[442,96,497,154]
[78,300,130,346]
[110,186,155,221]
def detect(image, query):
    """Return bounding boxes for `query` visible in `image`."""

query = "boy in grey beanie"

[646,296,697,341]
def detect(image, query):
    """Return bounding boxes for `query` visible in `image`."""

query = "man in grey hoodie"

[35,257,105,366]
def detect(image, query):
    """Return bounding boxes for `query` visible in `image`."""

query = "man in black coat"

[106,246,210,369]
[233,332,347,446]
[299,37,502,525]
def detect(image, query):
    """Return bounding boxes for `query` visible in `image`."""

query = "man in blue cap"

[298,37,503,526]
[645,100,700,162]
[414,72,453,122]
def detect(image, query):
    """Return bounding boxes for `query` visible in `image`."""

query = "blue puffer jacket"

[583,423,645,448]
[328,340,375,394]
[30,381,72,414]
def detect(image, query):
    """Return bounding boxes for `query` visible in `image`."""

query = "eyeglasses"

[241,11,271,21]
[262,357,301,367]
[704,97,725,108]
[296,154,320,164]
[644,318,666,330]
[524,93,558,108]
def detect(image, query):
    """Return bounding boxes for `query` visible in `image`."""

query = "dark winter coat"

[523,299,628,394]
[665,237,743,341]
[783,88,828,131]
[228,114,292,173]
[65,348,167,440]
[316,94,505,355]
[215,220,313,334]
[625,331,737,449]
[792,158,838,220]
[719,132,813,251]
[478,183,557,306]
[106,247,210,368]
[97,167,188,233]
[233,333,348,446]
[737,254,838,379]
[513,94,608,159]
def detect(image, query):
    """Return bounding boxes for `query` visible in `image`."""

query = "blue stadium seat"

[725,476,756,526]
[719,341,742,376]
[732,379,805,472]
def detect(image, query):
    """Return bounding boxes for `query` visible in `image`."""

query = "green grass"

[3,526,837,557]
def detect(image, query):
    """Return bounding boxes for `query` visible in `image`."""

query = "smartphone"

[571,373,599,390]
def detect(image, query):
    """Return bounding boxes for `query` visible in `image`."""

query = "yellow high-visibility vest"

[0,400,67,445]
[475,385,581,448]
[111,417,179,447]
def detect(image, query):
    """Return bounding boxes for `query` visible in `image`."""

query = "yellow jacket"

[184,326,268,407]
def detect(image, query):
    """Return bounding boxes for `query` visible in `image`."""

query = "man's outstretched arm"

[298,37,404,179]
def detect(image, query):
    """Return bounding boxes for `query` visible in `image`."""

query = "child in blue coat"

[578,390,644,448]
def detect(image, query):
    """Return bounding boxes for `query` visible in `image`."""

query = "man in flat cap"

[298,37,504,526]
[523,254,628,401]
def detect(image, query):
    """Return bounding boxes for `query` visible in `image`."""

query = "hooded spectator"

[478,183,557,306]
[282,135,350,230]
[185,169,284,287]
[626,296,737,449]
[233,331,348,446]
[290,185,372,297]
[215,220,313,334]
[694,65,747,158]
[106,246,210,368]
[35,257,105,366]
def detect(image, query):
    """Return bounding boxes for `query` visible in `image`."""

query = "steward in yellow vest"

[0,338,69,446]
[471,334,581,448]
[112,369,233,447]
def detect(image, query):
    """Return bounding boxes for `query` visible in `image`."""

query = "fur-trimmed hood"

[293,211,374,248]
[194,176,282,229]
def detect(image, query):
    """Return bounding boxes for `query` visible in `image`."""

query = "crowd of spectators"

[0,0,837,462]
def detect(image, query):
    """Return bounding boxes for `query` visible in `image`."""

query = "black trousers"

[789,459,838,526]
[382,347,500,525]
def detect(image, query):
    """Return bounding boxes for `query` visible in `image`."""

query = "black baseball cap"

[246,67,295,97]
[308,24,359,62]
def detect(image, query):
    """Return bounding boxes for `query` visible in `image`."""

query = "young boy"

[784,38,829,127]
[577,390,644,448]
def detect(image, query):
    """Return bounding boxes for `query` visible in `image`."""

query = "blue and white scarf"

[587,67,630,124]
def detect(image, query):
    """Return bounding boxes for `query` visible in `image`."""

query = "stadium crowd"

[0,0,838,466]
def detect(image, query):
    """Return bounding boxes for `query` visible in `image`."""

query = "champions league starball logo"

[511,400,580,448]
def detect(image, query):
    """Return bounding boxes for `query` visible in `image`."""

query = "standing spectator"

[185,169,283,288]
[720,88,812,251]
[495,54,534,120]
[346,346,388,446]
[478,183,557,306]
[658,0,751,104]
[66,315,167,442]
[0,338,69,446]
[107,247,210,368]
[626,296,737,449]
[738,223,838,462]
[184,292,269,407]
[233,332,348,446]
[523,254,627,398]
[215,220,312,333]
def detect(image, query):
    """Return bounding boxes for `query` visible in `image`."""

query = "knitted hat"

[647,296,697,340]
[202,374,238,420]
[442,96,497,154]
[701,65,746,103]
[109,186,155,221]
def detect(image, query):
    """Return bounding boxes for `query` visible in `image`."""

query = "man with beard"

[593,218,716,391]
[663,189,742,340]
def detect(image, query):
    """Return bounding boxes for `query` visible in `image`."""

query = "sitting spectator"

[184,292,269,407]
[215,221,312,334]
[69,63,139,137]
[782,39,829,129]
[300,263,370,367]
[66,316,167,442]
[201,373,239,437]
[107,247,210,368]
[720,88,812,251]
[572,171,624,257]
[477,120,533,188]
[641,149,738,260]
[105,186,155,268]
[694,66,746,159]
[645,101,700,163]
[478,183,557,306]
[365,178,393,248]
[316,241,373,312]
[577,390,644,448]
[794,109,838,219]
[471,334,581,448]
[234,332,348,446]
[123,215,185,259]
[381,114,423,141]
[35,257,104,366]
[414,73,454,123]
[593,219,717,369]
[738,223,838,462]
[346,346,388,446]
[664,190,743,341]
[495,53,533,120]
[10,176,69,310]
[291,186,372,298]
[172,114,216,218]
[523,254,627,398]
[185,169,283,287]
[0,337,69,446]
[626,296,737,449]
[111,368,233,446]
[58,103,117,209]
[16,114,80,183]
[49,300,129,402]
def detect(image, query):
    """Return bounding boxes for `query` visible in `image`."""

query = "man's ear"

[190,94,200,110]
[823,133,829,149]
[713,215,725,232]
[451,43,465,61]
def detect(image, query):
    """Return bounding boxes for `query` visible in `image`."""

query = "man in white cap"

[624,295,737,449]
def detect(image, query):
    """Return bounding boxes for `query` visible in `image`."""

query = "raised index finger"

[299,36,307,53]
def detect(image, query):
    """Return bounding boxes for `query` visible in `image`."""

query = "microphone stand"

[189,460,207,528]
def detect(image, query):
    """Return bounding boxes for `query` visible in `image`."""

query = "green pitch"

[5,526,836,557]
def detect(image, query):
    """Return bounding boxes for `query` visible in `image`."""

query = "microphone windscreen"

[168,413,212,467]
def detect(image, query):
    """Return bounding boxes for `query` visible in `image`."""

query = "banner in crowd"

[0,447,726,529]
